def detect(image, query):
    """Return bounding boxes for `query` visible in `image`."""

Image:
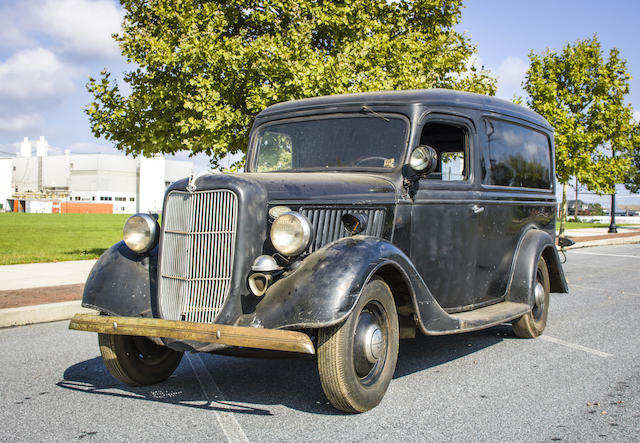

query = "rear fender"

[506,229,569,307]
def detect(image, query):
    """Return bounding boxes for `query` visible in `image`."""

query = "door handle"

[471,205,484,214]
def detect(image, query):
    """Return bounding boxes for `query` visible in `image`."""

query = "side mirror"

[408,145,438,175]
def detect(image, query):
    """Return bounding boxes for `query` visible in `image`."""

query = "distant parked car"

[71,89,568,412]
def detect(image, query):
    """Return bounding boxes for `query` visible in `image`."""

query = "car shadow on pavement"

[57,324,515,415]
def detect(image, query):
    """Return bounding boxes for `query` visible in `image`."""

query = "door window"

[419,122,469,182]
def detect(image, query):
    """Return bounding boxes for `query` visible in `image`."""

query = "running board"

[69,314,315,355]
[449,301,531,333]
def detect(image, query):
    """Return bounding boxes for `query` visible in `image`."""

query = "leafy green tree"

[86,0,495,168]
[523,35,638,235]
[589,202,605,216]
[624,123,640,193]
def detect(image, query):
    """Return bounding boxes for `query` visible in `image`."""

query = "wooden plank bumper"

[69,313,315,355]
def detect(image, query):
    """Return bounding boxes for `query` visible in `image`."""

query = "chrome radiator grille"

[300,208,385,253]
[159,190,238,324]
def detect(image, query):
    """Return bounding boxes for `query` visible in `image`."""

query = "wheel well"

[541,246,566,293]
[374,265,415,317]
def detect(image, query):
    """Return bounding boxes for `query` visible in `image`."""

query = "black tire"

[317,277,399,413]
[512,255,550,338]
[98,333,184,386]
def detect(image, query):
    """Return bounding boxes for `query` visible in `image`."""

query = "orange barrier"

[57,202,113,214]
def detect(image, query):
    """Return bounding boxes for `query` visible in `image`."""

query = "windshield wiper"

[361,106,390,122]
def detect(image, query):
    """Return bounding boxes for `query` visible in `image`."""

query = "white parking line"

[571,251,640,259]
[187,354,249,443]
[540,335,613,358]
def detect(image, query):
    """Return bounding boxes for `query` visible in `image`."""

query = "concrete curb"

[565,235,640,250]
[0,301,95,329]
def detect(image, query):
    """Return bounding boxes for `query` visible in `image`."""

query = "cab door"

[409,114,481,311]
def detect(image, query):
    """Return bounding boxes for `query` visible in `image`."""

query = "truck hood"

[239,172,397,204]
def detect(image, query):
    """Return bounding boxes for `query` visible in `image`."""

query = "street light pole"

[609,193,617,233]
[608,148,618,233]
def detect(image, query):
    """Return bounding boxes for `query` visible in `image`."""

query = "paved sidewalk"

[0,259,97,290]
[0,260,96,328]
[561,226,640,249]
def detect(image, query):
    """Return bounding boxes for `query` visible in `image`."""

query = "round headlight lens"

[270,212,313,256]
[123,213,159,253]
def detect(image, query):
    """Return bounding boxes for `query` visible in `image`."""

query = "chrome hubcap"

[534,282,545,309]
[353,304,387,381]
[364,326,384,363]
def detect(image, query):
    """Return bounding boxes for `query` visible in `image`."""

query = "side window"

[419,122,468,181]
[256,131,293,172]
[482,120,552,189]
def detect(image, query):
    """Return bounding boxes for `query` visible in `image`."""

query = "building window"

[100,196,113,201]
[129,197,135,202]
[75,196,81,201]
[115,197,126,202]
[91,196,95,201]
[13,166,16,171]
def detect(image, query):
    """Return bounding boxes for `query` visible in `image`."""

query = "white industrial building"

[1,137,193,214]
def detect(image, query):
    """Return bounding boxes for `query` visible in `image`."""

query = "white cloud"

[0,0,123,59]
[0,48,78,133]
[0,3,34,48]
[0,48,76,103]
[495,56,529,100]
[0,114,42,133]
[36,0,123,59]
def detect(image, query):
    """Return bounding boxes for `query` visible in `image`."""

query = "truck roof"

[258,89,552,131]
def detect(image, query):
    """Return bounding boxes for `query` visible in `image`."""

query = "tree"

[523,35,639,235]
[624,123,640,193]
[86,0,496,168]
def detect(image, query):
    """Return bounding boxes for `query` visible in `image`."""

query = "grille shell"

[300,207,385,253]
[159,190,238,324]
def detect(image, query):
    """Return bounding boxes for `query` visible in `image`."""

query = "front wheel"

[317,277,399,413]
[512,255,550,338]
[98,333,184,386]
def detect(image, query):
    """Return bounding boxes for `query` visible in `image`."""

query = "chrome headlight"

[123,213,159,253]
[270,212,313,256]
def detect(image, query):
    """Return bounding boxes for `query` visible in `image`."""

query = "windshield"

[253,115,408,172]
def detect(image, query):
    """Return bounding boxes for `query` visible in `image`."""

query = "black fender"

[506,228,569,307]
[82,241,156,317]
[239,236,461,333]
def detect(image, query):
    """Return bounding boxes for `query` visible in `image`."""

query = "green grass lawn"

[0,213,130,265]
[561,221,640,230]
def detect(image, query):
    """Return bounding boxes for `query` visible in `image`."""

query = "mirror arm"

[401,166,420,200]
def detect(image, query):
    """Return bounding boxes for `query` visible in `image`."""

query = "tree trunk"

[558,182,568,238]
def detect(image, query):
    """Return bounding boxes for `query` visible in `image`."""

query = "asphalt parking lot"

[1,244,638,442]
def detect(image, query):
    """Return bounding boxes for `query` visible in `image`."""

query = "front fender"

[82,241,156,317]
[240,236,459,332]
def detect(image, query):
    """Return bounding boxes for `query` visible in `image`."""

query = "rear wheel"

[512,256,550,338]
[98,333,183,386]
[317,277,399,413]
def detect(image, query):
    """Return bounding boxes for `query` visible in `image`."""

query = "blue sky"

[0,0,638,205]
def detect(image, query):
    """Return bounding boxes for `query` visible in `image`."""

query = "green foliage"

[592,203,605,215]
[523,35,638,194]
[625,124,640,193]
[86,0,495,167]
[0,213,129,265]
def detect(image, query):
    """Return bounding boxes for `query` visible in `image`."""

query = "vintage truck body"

[71,89,568,412]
